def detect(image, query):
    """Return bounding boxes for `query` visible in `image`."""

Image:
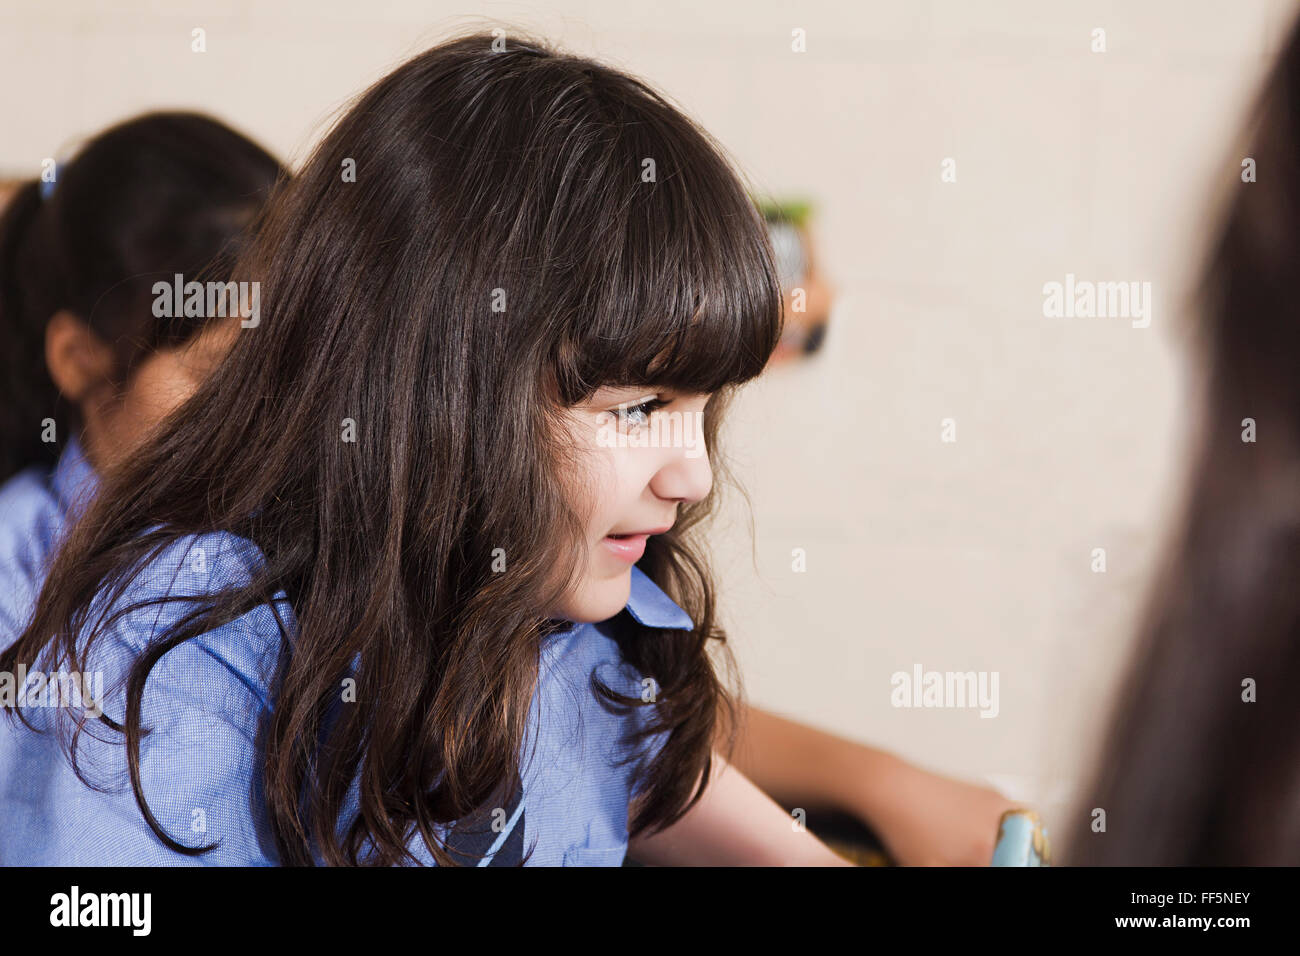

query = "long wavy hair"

[1066,14,1300,865]
[1,30,782,865]
[0,111,285,482]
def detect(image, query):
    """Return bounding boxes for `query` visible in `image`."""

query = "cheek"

[119,353,198,444]
[584,446,661,537]
[581,449,623,539]
[562,408,659,542]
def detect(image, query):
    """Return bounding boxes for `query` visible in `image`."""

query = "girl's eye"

[614,397,668,429]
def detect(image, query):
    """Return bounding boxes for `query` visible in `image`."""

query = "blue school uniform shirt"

[0,435,98,644]
[0,437,693,866]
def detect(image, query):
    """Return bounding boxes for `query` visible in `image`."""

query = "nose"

[649,445,713,505]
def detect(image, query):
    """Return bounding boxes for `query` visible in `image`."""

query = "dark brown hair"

[0,111,285,481]
[1066,16,1300,865]
[1,30,781,865]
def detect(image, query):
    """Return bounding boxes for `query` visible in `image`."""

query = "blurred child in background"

[1068,11,1300,866]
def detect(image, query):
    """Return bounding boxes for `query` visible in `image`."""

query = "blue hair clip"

[39,160,59,199]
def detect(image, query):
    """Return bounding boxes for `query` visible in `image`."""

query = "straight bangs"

[543,80,784,402]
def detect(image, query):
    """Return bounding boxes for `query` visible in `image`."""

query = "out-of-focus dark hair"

[1,30,782,864]
[0,111,285,481]
[1067,15,1300,865]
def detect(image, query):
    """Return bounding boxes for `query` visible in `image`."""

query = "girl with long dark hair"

[0,32,852,865]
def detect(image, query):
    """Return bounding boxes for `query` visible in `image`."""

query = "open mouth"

[602,532,650,563]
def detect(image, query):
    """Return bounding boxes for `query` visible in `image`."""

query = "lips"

[602,533,650,562]
[602,522,673,564]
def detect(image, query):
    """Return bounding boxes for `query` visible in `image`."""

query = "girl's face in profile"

[552,386,715,624]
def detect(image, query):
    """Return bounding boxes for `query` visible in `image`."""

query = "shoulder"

[0,463,53,511]
[0,527,289,864]
[0,465,61,644]
[109,527,266,612]
[0,464,60,555]
[87,527,291,716]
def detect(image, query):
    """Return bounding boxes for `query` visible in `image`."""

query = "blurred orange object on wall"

[756,197,834,366]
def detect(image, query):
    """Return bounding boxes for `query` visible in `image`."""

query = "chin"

[559,570,632,624]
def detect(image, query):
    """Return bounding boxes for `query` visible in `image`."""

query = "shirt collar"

[625,564,694,630]
[51,433,100,522]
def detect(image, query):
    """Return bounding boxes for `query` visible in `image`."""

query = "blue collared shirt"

[0,436,97,644]
[0,437,694,865]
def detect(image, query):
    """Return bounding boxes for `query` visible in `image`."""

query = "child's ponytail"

[0,178,63,482]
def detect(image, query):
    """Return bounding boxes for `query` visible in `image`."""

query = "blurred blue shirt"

[0,435,97,643]
[0,436,692,865]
